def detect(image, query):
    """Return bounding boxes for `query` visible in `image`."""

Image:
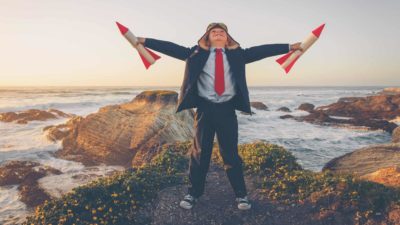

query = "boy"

[137,22,302,211]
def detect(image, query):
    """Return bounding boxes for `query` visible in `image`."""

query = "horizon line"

[0,85,394,88]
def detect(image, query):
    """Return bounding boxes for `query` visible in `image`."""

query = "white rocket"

[276,23,325,74]
[116,21,161,69]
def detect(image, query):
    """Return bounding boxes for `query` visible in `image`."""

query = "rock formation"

[50,90,194,168]
[280,91,400,133]
[297,103,315,112]
[0,160,62,207]
[250,101,269,110]
[0,109,73,124]
[323,143,400,187]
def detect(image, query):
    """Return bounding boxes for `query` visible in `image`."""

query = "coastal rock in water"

[392,126,400,143]
[322,143,400,183]
[378,87,400,95]
[0,160,61,186]
[280,114,294,119]
[0,160,62,207]
[315,93,400,121]
[280,90,400,133]
[277,106,291,112]
[250,101,269,110]
[43,116,83,142]
[290,111,398,133]
[0,108,73,124]
[54,90,194,168]
[297,103,315,112]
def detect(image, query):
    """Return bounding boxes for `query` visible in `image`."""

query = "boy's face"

[207,27,228,47]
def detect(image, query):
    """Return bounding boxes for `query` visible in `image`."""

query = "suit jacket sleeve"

[144,37,196,61]
[243,43,291,64]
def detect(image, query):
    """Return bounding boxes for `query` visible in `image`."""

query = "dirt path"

[145,161,350,225]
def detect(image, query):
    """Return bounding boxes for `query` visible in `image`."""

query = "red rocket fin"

[138,48,161,69]
[276,50,294,65]
[312,23,325,38]
[284,55,301,74]
[145,47,161,60]
[116,21,129,35]
[138,52,152,69]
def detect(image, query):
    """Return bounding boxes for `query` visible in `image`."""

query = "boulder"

[322,143,400,178]
[0,160,62,207]
[360,166,400,188]
[43,116,83,142]
[53,90,194,168]
[392,126,400,143]
[291,111,398,133]
[0,108,73,124]
[250,101,269,110]
[280,114,294,119]
[277,106,291,112]
[0,160,61,186]
[378,87,400,95]
[297,103,315,112]
[315,93,400,121]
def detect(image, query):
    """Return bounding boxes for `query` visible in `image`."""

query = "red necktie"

[215,48,225,96]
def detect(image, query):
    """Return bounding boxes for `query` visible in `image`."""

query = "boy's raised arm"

[243,43,290,64]
[140,37,196,61]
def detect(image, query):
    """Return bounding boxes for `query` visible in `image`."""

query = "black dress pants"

[187,95,247,198]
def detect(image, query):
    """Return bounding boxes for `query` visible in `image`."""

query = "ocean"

[0,86,394,224]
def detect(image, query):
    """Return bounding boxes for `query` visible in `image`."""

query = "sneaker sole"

[238,204,251,210]
[179,201,194,210]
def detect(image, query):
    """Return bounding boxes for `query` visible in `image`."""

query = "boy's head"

[198,22,240,50]
[206,26,228,47]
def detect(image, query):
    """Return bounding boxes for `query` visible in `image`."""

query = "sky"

[0,0,399,87]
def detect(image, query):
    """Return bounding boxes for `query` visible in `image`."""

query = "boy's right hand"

[135,37,146,46]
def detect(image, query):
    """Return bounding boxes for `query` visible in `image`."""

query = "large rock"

[250,101,269,110]
[0,160,62,207]
[53,90,194,168]
[360,166,400,188]
[297,103,315,112]
[378,87,400,95]
[322,143,400,179]
[392,126,400,143]
[0,109,73,124]
[293,111,398,133]
[315,93,400,121]
[0,160,61,186]
[43,116,83,142]
[277,106,291,112]
[280,90,400,133]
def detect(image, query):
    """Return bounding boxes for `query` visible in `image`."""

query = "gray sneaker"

[236,196,251,210]
[179,194,198,209]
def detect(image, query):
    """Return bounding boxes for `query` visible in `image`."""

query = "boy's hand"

[134,37,146,47]
[290,42,303,52]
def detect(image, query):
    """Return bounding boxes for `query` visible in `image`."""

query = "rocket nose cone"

[312,23,325,38]
[116,21,129,35]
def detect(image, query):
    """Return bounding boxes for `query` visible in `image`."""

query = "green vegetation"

[213,142,400,222]
[23,142,190,225]
[24,141,400,224]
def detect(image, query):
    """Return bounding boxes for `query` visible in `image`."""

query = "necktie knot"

[215,48,223,53]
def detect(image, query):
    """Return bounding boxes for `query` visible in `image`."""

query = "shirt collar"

[210,46,226,53]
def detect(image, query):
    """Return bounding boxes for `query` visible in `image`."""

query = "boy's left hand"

[290,42,303,52]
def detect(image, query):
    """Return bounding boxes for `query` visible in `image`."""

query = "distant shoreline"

[0,85,392,89]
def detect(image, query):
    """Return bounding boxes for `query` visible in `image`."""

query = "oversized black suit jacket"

[143,38,290,116]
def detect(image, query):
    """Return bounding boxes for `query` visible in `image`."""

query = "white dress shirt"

[197,46,236,103]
